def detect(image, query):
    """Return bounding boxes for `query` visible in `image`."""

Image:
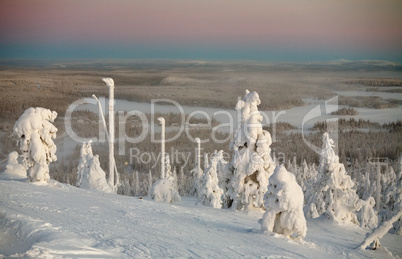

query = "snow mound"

[0,151,27,180]
[260,165,307,239]
[0,212,116,258]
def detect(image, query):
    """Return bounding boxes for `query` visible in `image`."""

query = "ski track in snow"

[0,179,401,258]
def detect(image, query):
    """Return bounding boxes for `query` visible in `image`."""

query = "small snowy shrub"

[150,156,181,203]
[260,165,307,239]
[150,177,181,203]
[13,107,58,183]
[1,151,27,180]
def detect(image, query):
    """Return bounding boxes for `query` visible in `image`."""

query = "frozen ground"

[0,179,401,258]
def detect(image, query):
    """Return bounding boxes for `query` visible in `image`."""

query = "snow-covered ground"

[1,179,401,258]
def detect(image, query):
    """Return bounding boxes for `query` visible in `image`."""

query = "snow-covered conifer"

[227,90,275,210]
[199,151,224,208]
[13,107,58,183]
[134,170,140,196]
[304,132,363,224]
[190,138,203,198]
[151,154,181,203]
[76,141,113,193]
[260,165,307,239]
[148,170,153,197]
[358,197,378,230]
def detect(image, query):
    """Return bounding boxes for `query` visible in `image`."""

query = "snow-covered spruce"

[226,90,275,210]
[150,156,181,203]
[190,137,203,199]
[259,165,307,239]
[76,141,113,193]
[304,132,364,224]
[0,151,26,180]
[150,116,180,203]
[198,151,224,208]
[358,197,378,230]
[13,107,58,183]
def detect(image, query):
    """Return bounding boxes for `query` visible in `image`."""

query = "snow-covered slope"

[0,179,401,258]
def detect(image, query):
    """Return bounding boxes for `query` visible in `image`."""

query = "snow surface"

[1,179,401,258]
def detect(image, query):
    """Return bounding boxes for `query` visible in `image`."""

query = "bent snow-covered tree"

[260,165,307,239]
[227,90,275,210]
[13,107,58,183]
[76,140,113,193]
[304,132,363,224]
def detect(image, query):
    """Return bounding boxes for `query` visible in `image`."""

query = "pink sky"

[1,0,401,60]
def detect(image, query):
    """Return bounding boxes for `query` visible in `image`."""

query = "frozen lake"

[76,95,401,131]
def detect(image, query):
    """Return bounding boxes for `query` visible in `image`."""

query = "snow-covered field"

[1,179,400,258]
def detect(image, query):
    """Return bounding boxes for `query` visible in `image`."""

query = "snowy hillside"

[0,179,401,258]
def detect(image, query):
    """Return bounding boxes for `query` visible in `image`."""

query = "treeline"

[338,96,398,109]
[331,107,358,115]
[342,79,402,87]
[312,118,381,131]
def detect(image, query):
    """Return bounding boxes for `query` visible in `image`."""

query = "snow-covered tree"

[148,170,153,197]
[134,170,140,196]
[1,151,26,180]
[304,132,363,224]
[358,197,378,230]
[227,90,275,210]
[190,138,203,198]
[199,151,224,208]
[13,107,58,183]
[178,166,189,196]
[150,135,181,203]
[260,165,307,239]
[76,141,113,193]
[358,211,402,250]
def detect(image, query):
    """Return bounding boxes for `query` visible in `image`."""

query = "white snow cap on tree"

[304,132,364,224]
[227,90,275,210]
[1,151,27,180]
[13,107,58,183]
[76,141,113,193]
[260,165,307,239]
[199,151,224,208]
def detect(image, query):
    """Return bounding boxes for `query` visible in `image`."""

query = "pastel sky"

[0,0,401,61]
